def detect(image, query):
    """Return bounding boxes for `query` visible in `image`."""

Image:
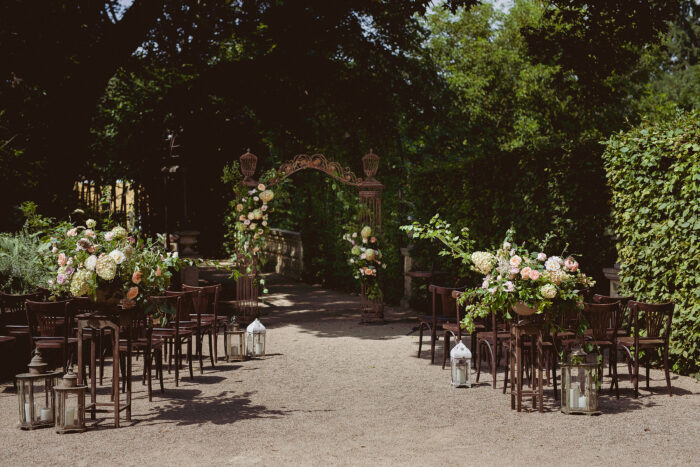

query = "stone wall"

[262,228,303,280]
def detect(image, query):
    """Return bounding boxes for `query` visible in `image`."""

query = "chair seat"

[476,331,510,341]
[119,338,163,350]
[418,315,452,322]
[152,328,194,338]
[588,339,614,347]
[0,336,15,344]
[442,322,461,333]
[6,325,29,336]
[617,336,664,347]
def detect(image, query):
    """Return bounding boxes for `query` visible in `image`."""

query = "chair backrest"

[628,301,674,341]
[428,285,464,321]
[593,294,634,334]
[165,290,197,323]
[25,299,71,339]
[1,291,42,324]
[148,295,182,328]
[583,301,620,342]
[182,284,221,318]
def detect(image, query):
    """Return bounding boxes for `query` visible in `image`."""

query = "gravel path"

[2,279,699,466]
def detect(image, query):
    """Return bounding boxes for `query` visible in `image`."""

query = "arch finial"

[362,149,379,179]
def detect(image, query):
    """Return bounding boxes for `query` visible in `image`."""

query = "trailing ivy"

[602,110,700,375]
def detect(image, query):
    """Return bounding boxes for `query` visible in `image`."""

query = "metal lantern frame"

[235,149,384,324]
[54,369,87,434]
[16,350,60,430]
[225,318,247,362]
[450,342,472,388]
[246,319,266,358]
[561,349,601,415]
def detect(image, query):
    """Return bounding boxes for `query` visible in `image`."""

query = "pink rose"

[529,270,541,281]
[520,267,532,279]
[126,286,139,300]
[65,266,74,276]
[128,236,136,244]
[155,266,162,277]
[58,253,67,266]
[56,273,67,285]
[370,237,376,243]
[564,258,579,272]
[537,252,547,262]
[509,255,522,267]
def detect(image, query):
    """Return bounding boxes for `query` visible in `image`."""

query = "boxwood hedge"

[602,110,699,375]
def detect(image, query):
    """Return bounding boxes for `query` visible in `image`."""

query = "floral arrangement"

[461,230,595,332]
[44,219,183,309]
[342,225,386,300]
[222,161,289,295]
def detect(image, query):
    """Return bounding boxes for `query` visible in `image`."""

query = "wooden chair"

[442,289,484,369]
[617,301,674,398]
[166,289,213,373]
[71,297,111,385]
[25,299,75,372]
[182,284,225,363]
[1,291,42,369]
[118,308,164,402]
[582,301,621,399]
[150,295,194,387]
[475,311,511,389]
[417,285,461,364]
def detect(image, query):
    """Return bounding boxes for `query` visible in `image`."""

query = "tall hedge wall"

[603,110,700,375]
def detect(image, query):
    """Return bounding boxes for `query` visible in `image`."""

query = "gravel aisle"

[2,280,698,466]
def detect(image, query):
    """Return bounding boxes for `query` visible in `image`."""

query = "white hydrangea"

[95,255,117,280]
[546,269,566,285]
[111,226,127,239]
[471,251,496,275]
[540,284,557,299]
[70,269,92,296]
[545,256,562,272]
[85,219,96,229]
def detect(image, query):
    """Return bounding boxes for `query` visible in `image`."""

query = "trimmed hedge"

[602,110,700,375]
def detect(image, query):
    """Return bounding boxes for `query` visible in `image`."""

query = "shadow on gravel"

[140,390,290,426]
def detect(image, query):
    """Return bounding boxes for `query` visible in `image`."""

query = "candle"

[455,366,467,386]
[24,403,31,422]
[578,395,587,410]
[255,341,263,355]
[230,345,239,357]
[569,388,580,408]
[40,407,52,422]
[65,408,75,426]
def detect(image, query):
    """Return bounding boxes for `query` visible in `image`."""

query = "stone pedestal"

[602,265,621,297]
[177,230,201,258]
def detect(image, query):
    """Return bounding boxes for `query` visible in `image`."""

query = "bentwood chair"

[1,291,43,369]
[475,311,511,389]
[118,308,164,402]
[166,289,213,372]
[182,284,225,362]
[418,285,463,364]
[150,295,194,386]
[442,289,484,369]
[582,301,621,399]
[617,301,674,398]
[25,300,75,372]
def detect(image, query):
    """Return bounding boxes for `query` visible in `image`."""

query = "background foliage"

[603,110,700,375]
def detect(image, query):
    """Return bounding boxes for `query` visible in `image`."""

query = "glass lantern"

[450,341,472,388]
[16,350,60,430]
[225,316,247,362]
[246,318,266,358]
[561,348,601,415]
[54,368,87,434]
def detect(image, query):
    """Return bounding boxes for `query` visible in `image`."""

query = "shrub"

[602,110,700,374]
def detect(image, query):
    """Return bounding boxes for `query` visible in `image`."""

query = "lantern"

[225,316,247,362]
[560,348,601,415]
[450,341,472,388]
[16,350,60,430]
[54,368,87,434]
[246,318,266,357]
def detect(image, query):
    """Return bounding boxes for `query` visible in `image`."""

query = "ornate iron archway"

[236,149,384,324]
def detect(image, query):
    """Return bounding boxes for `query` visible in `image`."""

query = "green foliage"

[602,110,700,374]
[0,229,51,294]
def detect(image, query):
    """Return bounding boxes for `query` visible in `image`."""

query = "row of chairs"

[0,284,229,400]
[418,285,674,398]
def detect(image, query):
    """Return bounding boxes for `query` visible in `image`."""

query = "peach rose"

[509,255,522,268]
[155,266,162,277]
[520,266,532,279]
[126,286,139,300]
[132,270,142,284]
[58,253,67,266]
[529,269,541,281]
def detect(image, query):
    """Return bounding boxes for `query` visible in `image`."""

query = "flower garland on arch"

[222,162,288,294]
[343,224,386,300]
